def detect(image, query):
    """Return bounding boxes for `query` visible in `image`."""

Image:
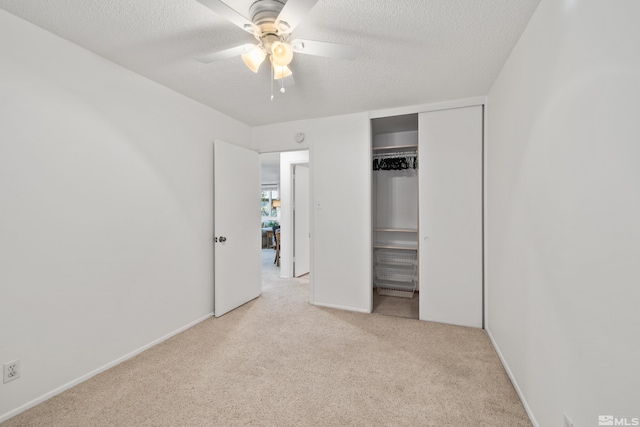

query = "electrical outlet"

[563,414,573,427]
[3,360,20,384]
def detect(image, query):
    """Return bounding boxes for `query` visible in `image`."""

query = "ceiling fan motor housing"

[250,0,288,53]
[249,0,285,27]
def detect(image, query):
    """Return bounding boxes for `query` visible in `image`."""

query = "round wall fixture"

[295,132,305,143]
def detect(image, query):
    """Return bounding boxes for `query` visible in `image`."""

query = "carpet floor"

[2,251,531,426]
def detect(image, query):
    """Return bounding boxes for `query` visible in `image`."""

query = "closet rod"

[372,151,417,159]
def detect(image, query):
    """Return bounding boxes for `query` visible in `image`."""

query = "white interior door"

[293,164,310,277]
[214,140,261,317]
[418,106,483,327]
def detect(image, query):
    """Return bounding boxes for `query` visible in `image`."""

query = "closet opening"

[260,150,310,292]
[371,114,419,319]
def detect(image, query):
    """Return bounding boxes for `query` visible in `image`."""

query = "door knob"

[219,236,227,242]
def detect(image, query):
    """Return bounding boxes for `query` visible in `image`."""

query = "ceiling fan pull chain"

[270,61,274,101]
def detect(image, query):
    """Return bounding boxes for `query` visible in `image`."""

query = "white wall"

[252,113,371,312]
[486,1,640,425]
[279,150,309,279]
[0,11,250,421]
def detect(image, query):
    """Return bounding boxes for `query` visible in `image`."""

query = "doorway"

[260,150,310,286]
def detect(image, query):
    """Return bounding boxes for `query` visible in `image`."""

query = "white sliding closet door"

[418,106,483,327]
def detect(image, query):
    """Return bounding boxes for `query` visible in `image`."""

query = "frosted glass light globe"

[271,41,293,66]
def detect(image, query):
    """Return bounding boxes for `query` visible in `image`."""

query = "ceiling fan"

[195,0,360,97]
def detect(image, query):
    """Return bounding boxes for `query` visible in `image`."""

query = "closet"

[371,114,420,318]
[371,106,483,328]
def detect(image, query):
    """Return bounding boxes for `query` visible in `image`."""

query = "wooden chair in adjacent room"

[266,230,275,249]
[274,229,281,267]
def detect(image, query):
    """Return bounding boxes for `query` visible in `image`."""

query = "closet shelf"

[375,248,417,267]
[374,228,417,233]
[375,265,417,283]
[374,279,417,298]
[372,144,418,152]
[373,243,418,250]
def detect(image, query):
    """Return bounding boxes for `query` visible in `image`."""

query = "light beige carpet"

[2,252,531,426]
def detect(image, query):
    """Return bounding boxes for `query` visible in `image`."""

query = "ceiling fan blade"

[290,39,360,60]
[196,43,256,64]
[275,0,320,33]
[196,0,257,34]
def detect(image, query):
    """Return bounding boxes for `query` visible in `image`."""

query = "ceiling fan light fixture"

[273,64,292,80]
[271,41,294,66]
[241,46,266,73]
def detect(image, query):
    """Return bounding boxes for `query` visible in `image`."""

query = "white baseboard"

[312,301,370,313]
[486,329,538,427]
[0,313,213,423]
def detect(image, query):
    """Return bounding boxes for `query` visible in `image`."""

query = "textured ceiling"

[0,0,540,126]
